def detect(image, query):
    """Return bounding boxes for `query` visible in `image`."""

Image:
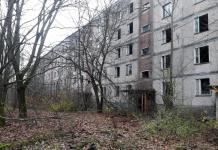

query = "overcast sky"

[45,0,114,47]
[0,0,115,54]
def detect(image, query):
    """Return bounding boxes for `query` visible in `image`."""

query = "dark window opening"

[117,48,121,58]
[115,67,120,77]
[199,14,208,33]
[142,47,149,55]
[200,46,209,63]
[195,46,209,64]
[128,43,133,55]
[118,29,121,39]
[162,55,171,69]
[142,71,149,78]
[166,28,171,43]
[129,2,133,13]
[129,22,133,34]
[201,78,210,95]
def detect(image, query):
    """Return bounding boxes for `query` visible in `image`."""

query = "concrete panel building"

[152,0,218,114]
[104,0,153,105]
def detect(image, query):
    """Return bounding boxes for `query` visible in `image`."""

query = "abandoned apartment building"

[39,0,218,116]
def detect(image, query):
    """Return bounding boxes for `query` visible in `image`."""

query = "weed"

[143,109,199,138]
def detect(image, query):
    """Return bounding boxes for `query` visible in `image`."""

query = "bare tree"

[0,0,17,126]
[3,0,67,118]
[61,0,125,112]
[157,0,178,110]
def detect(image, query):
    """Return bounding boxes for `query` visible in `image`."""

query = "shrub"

[144,109,199,138]
[207,120,218,129]
[49,100,73,112]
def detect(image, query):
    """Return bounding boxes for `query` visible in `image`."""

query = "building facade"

[37,0,218,115]
[152,0,218,114]
[105,0,153,104]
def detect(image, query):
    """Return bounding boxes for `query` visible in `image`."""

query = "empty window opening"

[195,14,208,33]
[117,48,121,58]
[162,28,171,43]
[129,22,133,34]
[142,71,150,78]
[162,55,171,69]
[129,2,134,13]
[115,67,120,77]
[141,47,149,56]
[196,78,211,95]
[127,43,133,55]
[126,64,132,76]
[194,45,209,64]
[118,29,121,39]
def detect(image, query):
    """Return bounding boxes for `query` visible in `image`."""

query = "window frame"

[162,2,172,18]
[141,47,150,56]
[196,78,211,96]
[115,66,120,78]
[126,64,133,76]
[117,48,121,58]
[127,43,133,55]
[194,14,209,34]
[162,28,171,44]
[141,70,150,78]
[161,54,171,70]
[194,45,210,64]
[128,22,133,34]
[129,2,134,13]
[142,24,150,33]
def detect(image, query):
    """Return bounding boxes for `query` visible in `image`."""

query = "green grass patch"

[143,109,199,139]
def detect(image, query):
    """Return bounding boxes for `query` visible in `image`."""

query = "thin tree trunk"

[0,86,7,126]
[168,10,174,110]
[0,100,5,126]
[17,85,27,118]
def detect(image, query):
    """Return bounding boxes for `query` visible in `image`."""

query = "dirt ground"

[0,111,217,150]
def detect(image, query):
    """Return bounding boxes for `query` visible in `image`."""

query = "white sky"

[45,0,114,47]
[0,0,115,54]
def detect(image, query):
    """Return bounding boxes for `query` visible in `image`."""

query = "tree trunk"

[97,97,103,113]
[90,78,103,113]
[0,86,7,127]
[0,101,5,126]
[95,93,103,113]
[17,86,27,118]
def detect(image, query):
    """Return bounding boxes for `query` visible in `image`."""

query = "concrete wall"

[152,0,218,114]
[137,0,153,89]
[104,0,142,102]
